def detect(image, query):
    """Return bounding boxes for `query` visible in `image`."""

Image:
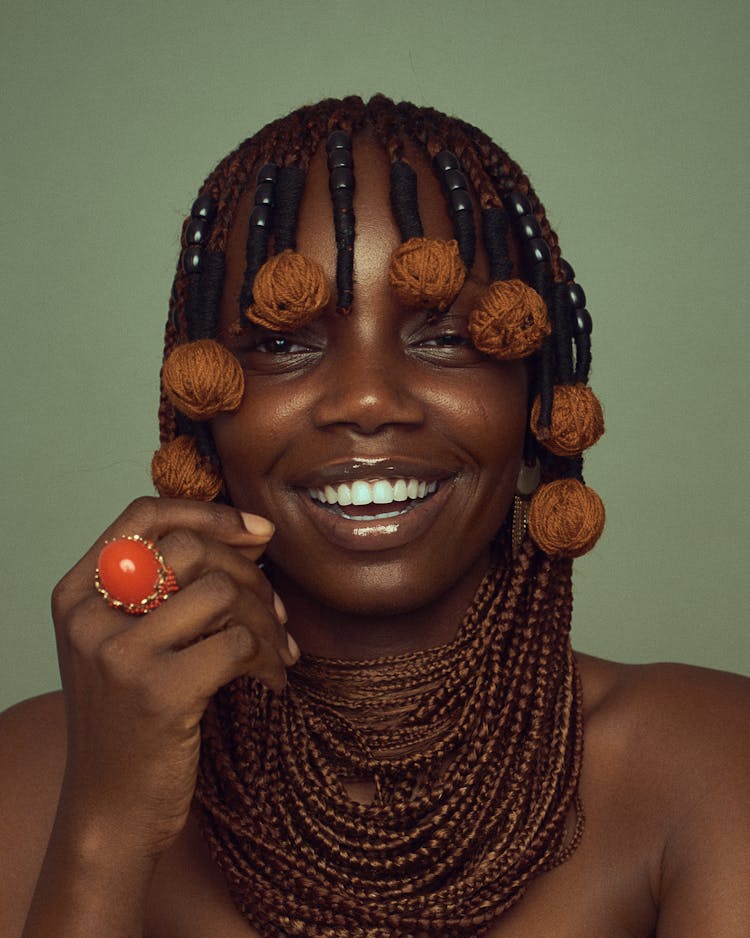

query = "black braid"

[239,163,279,315]
[481,207,512,282]
[273,166,306,253]
[327,131,355,314]
[390,161,424,241]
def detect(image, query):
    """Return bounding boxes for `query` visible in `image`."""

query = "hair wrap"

[247,249,330,331]
[151,435,222,501]
[528,479,605,558]
[389,237,466,311]
[530,384,605,455]
[162,339,245,420]
[468,279,550,360]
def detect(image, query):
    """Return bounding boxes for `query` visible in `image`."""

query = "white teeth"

[308,477,438,508]
[351,480,373,506]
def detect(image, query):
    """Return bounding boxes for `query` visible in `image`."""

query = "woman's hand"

[51,495,296,858]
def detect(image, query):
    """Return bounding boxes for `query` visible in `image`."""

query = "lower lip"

[296,482,455,552]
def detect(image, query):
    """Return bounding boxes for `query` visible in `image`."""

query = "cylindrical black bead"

[572,308,593,335]
[526,237,551,263]
[191,195,216,221]
[249,204,272,228]
[184,218,209,246]
[434,150,459,173]
[329,166,354,190]
[254,182,275,206]
[567,282,587,309]
[327,148,353,169]
[181,245,202,273]
[560,258,576,281]
[505,190,532,218]
[256,163,278,184]
[449,188,473,214]
[516,213,541,241]
[326,130,351,151]
[442,169,468,192]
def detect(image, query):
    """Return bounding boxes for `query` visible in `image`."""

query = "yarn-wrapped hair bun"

[528,478,605,558]
[389,237,466,312]
[530,384,605,456]
[162,340,245,421]
[247,249,330,331]
[468,279,550,360]
[151,435,223,501]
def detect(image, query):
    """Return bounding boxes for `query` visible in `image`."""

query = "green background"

[2,0,748,711]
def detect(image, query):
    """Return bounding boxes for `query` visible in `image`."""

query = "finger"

[54,497,275,616]
[125,569,291,665]
[171,621,289,695]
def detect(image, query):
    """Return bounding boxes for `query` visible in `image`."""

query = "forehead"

[218,132,486,332]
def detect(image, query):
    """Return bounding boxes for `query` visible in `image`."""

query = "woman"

[2,96,748,937]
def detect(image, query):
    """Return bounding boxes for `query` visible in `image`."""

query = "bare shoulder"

[576,653,750,936]
[0,692,67,932]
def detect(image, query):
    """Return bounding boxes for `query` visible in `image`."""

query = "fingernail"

[286,632,301,662]
[240,512,275,537]
[273,591,288,624]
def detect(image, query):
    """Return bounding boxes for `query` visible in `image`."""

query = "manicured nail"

[286,632,301,661]
[273,591,288,624]
[240,512,275,537]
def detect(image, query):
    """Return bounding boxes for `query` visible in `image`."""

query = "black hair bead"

[505,190,532,218]
[560,258,576,281]
[249,204,272,228]
[181,244,202,274]
[329,166,354,191]
[184,218,209,246]
[254,182,275,206]
[443,169,468,192]
[449,188,473,213]
[526,237,551,264]
[517,213,541,241]
[326,130,351,152]
[572,307,593,335]
[191,195,216,221]
[256,163,279,184]
[434,150,459,173]
[327,148,353,169]
[567,282,587,309]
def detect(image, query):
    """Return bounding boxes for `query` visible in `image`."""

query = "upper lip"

[291,456,457,489]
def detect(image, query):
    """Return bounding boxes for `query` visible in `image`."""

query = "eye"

[254,335,311,354]
[420,332,472,348]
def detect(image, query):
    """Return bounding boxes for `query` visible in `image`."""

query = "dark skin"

[1,136,749,937]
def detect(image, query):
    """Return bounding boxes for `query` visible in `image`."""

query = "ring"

[95,534,179,615]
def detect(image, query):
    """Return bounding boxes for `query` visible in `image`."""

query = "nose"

[310,339,426,436]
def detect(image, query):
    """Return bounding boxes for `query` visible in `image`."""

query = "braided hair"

[153,95,606,935]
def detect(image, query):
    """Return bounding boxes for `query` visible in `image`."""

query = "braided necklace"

[196,541,584,937]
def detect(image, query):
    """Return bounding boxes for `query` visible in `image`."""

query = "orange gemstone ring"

[95,534,179,615]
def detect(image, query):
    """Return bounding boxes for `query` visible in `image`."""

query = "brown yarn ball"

[530,384,605,456]
[528,478,605,558]
[468,279,550,360]
[389,237,466,311]
[151,435,223,501]
[162,339,245,421]
[247,249,330,330]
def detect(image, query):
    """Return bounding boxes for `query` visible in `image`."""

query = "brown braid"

[152,96,601,931]
[195,540,583,937]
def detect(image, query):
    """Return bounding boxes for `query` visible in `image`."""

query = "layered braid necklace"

[195,539,584,937]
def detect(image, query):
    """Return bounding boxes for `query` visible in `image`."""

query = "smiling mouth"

[307,478,439,520]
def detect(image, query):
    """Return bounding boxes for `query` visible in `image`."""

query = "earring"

[512,460,541,556]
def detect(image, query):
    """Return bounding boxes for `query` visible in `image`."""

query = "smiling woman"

[1,95,748,938]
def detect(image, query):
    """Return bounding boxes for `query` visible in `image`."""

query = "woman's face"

[213,135,527,618]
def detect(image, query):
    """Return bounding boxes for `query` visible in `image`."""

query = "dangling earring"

[512,460,541,556]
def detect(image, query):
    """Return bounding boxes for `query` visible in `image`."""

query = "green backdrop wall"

[2,0,748,710]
